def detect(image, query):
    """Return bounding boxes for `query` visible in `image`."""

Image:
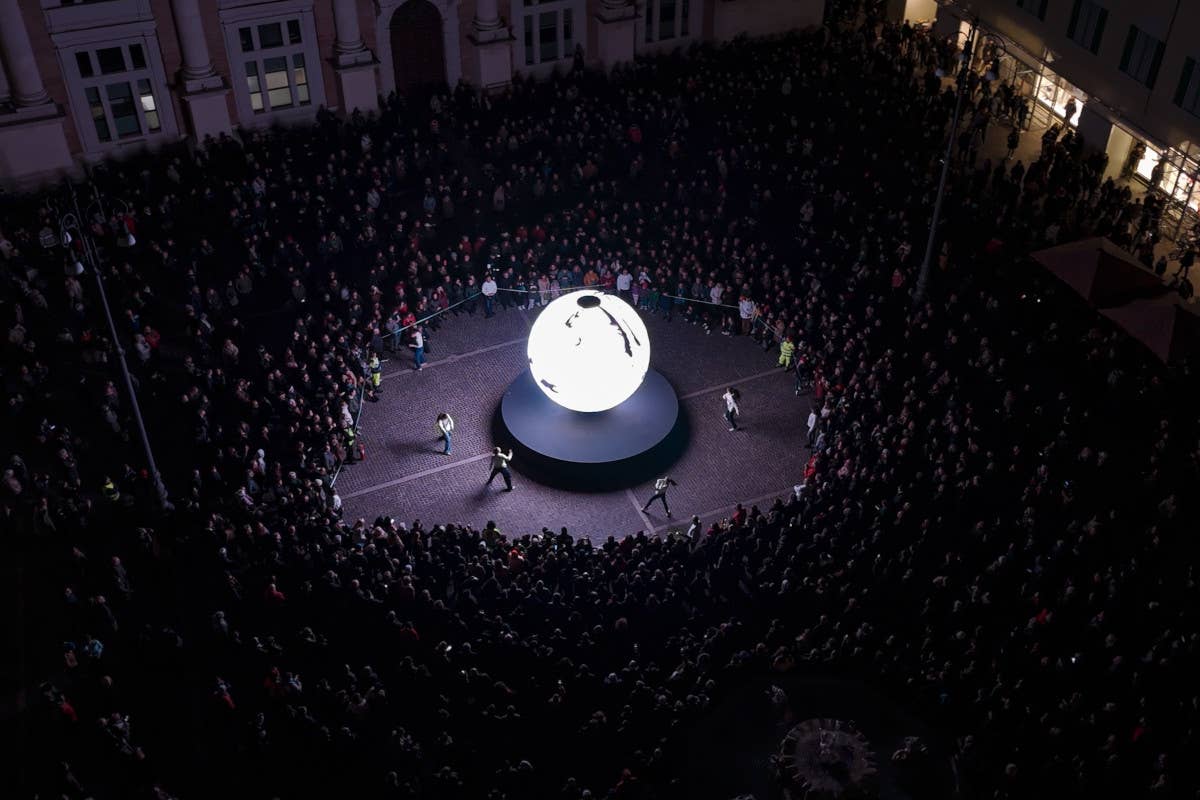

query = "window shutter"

[1119,27,1137,71]
[1038,0,1048,21]
[1176,57,1196,106]
[1147,40,1165,89]
[1091,8,1107,53]
[1066,0,1080,39]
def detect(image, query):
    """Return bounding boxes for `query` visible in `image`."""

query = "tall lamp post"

[913,19,978,307]
[57,180,171,511]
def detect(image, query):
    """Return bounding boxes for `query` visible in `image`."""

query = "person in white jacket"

[436,413,454,455]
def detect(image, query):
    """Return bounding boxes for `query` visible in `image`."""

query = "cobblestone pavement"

[336,304,813,540]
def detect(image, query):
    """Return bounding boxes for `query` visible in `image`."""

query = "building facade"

[894,0,1200,239]
[0,0,825,189]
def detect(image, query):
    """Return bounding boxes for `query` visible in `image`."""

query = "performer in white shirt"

[641,476,678,517]
[436,413,454,455]
[722,388,740,432]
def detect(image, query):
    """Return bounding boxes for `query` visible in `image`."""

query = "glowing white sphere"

[527,290,650,413]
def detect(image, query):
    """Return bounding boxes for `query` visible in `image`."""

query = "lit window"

[264,56,291,109]
[246,62,264,111]
[293,54,309,105]
[138,78,160,131]
[71,41,167,149]
[226,14,320,118]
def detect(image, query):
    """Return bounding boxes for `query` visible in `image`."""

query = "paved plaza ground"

[334,301,812,540]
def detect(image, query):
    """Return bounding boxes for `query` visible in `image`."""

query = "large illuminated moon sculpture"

[527,290,650,413]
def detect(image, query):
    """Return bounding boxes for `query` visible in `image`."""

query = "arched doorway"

[390,0,446,95]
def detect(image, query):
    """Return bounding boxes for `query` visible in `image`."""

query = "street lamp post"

[913,19,978,308]
[58,180,171,511]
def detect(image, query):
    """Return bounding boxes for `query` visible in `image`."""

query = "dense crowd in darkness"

[5,0,1200,797]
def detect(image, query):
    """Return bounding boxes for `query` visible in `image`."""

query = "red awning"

[1100,295,1200,364]
[1030,238,1165,308]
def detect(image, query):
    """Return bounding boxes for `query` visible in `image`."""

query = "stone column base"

[336,61,379,114]
[181,87,233,143]
[469,29,514,90]
[594,5,637,71]
[0,105,74,188]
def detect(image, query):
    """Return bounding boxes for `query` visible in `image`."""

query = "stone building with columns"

[0,0,825,189]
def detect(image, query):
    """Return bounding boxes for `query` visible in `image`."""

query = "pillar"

[168,0,232,141]
[595,0,636,71]
[0,53,11,108]
[0,0,50,108]
[470,0,513,89]
[0,0,74,187]
[1075,103,1114,155]
[332,0,377,112]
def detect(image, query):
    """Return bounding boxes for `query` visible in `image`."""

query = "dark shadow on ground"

[682,673,955,800]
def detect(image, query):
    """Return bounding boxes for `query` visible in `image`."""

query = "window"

[1176,58,1200,117]
[1067,0,1107,54]
[229,16,315,115]
[70,41,166,148]
[85,86,110,142]
[519,0,580,66]
[1119,26,1164,89]
[257,22,284,49]
[97,46,125,74]
[643,0,691,44]
[1016,0,1048,21]
[138,78,160,132]
[76,51,94,78]
[106,82,140,138]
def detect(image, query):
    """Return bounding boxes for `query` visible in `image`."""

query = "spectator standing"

[409,328,425,371]
[481,273,498,318]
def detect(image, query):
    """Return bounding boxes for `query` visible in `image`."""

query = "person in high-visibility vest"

[344,426,358,462]
[369,354,381,389]
[778,336,795,370]
[102,477,120,503]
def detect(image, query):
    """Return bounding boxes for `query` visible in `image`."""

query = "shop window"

[1016,0,1048,22]
[1066,0,1106,55]
[1120,26,1164,89]
[1175,58,1200,118]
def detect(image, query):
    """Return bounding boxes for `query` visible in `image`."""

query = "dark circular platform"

[494,368,686,490]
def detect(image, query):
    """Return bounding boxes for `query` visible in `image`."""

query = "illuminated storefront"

[1134,141,1200,238]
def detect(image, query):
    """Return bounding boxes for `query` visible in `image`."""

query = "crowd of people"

[4,1,1200,798]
